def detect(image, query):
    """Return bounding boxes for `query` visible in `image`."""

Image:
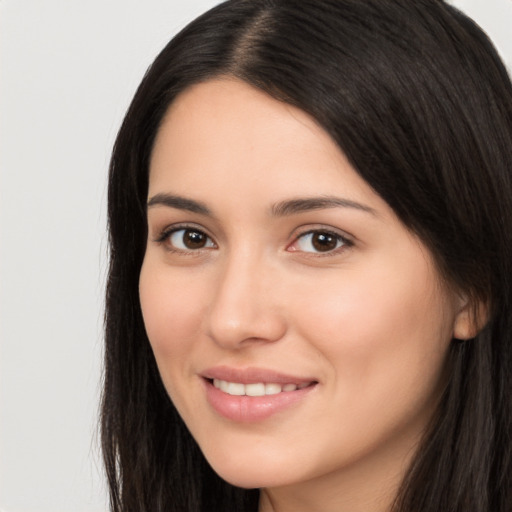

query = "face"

[139,79,468,500]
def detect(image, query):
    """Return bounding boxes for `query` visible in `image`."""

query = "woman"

[101,1,512,511]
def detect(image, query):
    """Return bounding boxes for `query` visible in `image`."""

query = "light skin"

[139,79,476,512]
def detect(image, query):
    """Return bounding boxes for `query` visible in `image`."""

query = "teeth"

[212,379,307,396]
[265,383,282,395]
[227,382,245,395]
[246,383,265,396]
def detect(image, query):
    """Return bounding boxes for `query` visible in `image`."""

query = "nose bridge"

[206,246,286,348]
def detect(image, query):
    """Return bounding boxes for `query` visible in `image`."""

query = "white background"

[0,1,510,511]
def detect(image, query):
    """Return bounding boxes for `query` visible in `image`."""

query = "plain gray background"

[0,1,511,511]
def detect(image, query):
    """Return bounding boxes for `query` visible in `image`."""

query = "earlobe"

[452,297,488,341]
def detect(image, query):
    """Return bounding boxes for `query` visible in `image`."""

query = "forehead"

[149,79,378,206]
[151,78,329,169]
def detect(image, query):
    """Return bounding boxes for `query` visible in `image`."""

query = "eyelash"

[154,224,353,256]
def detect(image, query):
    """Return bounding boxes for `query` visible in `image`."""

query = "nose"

[205,252,287,349]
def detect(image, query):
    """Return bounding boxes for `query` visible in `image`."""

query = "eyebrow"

[271,196,377,217]
[147,193,211,215]
[147,193,377,217]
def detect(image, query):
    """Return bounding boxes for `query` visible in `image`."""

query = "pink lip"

[200,366,318,423]
[201,366,316,385]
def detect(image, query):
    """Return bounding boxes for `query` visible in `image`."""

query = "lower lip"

[203,379,316,422]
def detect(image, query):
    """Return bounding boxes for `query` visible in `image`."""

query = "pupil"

[184,230,206,249]
[312,232,337,252]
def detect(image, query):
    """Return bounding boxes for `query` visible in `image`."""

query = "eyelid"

[153,222,210,241]
[289,222,355,238]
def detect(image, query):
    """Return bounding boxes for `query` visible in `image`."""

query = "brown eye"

[293,230,347,253]
[184,230,207,249]
[168,228,215,251]
[311,232,339,252]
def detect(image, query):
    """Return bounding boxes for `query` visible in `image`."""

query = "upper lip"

[201,366,317,385]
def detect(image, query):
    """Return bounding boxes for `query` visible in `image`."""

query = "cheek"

[293,258,454,406]
[138,260,206,363]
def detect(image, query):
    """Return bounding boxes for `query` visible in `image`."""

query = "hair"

[101,1,512,511]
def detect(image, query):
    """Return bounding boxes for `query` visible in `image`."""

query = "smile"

[201,368,318,422]
[212,379,312,396]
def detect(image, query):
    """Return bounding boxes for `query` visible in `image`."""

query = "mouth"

[200,367,318,422]
[208,378,314,396]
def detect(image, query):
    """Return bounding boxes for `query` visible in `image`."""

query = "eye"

[289,230,350,254]
[162,228,216,251]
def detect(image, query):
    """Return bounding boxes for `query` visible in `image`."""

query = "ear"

[452,295,489,340]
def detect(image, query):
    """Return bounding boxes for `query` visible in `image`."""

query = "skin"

[139,79,474,512]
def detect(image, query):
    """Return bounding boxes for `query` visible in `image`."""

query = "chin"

[212,465,288,489]
[201,444,310,490]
